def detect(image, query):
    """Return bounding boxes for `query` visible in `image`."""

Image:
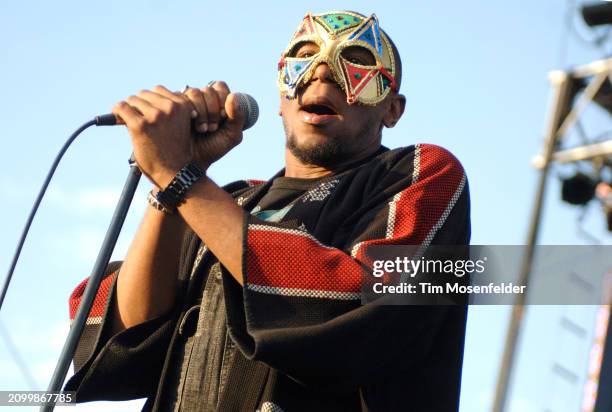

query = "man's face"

[281,41,392,167]
[278,11,402,168]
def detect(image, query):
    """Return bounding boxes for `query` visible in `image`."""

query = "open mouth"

[301,104,338,116]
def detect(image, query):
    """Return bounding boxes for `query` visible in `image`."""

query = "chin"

[286,132,348,168]
[295,131,332,148]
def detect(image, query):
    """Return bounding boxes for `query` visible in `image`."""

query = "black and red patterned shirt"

[66,144,471,412]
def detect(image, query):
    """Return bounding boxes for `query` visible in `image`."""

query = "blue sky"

[0,1,610,411]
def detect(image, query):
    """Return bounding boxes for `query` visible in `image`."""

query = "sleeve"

[63,229,200,402]
[223,144,471,388]
[63,264,179,402]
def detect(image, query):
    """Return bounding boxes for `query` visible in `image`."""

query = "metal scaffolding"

[492,57,612,412]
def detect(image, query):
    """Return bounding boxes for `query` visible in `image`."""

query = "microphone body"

[96,93,259,130]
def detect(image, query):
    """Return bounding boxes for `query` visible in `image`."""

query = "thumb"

[224,93,246,135]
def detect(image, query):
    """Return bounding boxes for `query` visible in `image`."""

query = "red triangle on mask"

[341,60,378,103]
[292,13,316,41]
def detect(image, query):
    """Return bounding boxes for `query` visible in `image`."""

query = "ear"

[382,93,406,128]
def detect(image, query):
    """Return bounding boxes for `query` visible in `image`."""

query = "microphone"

[95,92,259,130]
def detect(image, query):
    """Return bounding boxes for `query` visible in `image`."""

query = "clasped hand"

[112,81,245,188]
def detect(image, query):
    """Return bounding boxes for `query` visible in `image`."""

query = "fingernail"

[190,110,198,119]
[209,123,218,132]
[198,123,208,133]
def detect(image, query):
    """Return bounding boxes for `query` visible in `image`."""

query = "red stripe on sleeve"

[68,271,118,321]
[353,144,466,261]
[246,227,364,294]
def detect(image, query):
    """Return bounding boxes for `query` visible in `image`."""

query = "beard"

[284,118,380,168]
[285,133,352,168]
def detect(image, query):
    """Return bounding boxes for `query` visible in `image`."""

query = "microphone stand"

[41,155,141,412]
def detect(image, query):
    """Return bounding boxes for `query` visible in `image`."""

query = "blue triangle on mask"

[285,58,314,87]
[348,16,382,57]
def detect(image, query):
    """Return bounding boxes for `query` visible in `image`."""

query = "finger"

[148,85,196,118]
[137,89,174,114]
[151,85,187,105]
[224,93,246,136]
[112,101,145,130]
[209,81,230,118]
[201,86,221,132]
[184,87,210,133]
[126,95,161,122]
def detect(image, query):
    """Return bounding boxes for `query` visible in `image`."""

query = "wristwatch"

[154,163,205,212]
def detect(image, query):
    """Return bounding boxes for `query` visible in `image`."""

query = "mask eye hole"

[341,46,376,66]
[287,41,319,59]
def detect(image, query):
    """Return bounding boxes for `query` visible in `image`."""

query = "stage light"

[561,173,598,205]
[582,2,612,28]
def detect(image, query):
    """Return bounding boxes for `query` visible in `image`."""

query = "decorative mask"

[277,11,398,106]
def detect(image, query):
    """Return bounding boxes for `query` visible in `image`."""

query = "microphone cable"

[0,116,112,312]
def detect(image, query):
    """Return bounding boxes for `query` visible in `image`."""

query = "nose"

[310,62,333,83]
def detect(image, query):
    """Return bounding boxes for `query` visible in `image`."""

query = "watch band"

[155,163,205,212]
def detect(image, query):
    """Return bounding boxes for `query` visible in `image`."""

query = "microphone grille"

[234,93,259,130]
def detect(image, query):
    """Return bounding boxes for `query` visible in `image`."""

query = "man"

[65,10,471,411]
